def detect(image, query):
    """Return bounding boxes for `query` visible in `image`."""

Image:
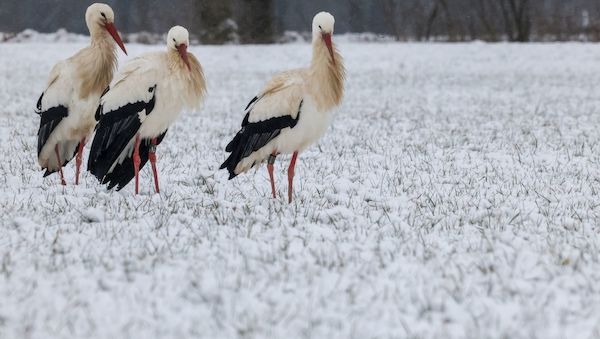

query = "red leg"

[267,153,277,198]
[75,137,85,185]
[54,144,66,186]
[149,138,160,193]
[287,151,298,203]
[133,135,141,195]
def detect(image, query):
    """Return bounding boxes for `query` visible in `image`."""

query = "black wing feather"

[244,96,259,111]
[36,93,43,113]
[95,86,110,121]
[88,87,158,190]
[102,130,167,191]
[220,99,302,180]
[36,92,69,157]
[36,92,79,176]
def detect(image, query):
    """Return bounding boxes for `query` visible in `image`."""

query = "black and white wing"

[36,61,78,175]
[220,71,304,179]
[87,57,161,190]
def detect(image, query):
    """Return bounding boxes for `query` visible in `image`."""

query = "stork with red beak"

[220,12,345,203]
[36,3,127,186]
[88,26,206,194]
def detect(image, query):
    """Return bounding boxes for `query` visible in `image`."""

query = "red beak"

[104,22,127,55]
[322,33,335,65]
[177,44,191,70]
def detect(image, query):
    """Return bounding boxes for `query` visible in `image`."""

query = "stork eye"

[101,12,106,18]
[318,25,322,30]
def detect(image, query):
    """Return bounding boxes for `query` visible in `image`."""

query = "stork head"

[85,3,127,55]
[168,26,191,71]
[312,12,336,65]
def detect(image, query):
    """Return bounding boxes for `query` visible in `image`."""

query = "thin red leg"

[54,144,66,186]
[133,135,141,195]
[75,137,85,185]
[149,138,160,193]
[287,151,298,203]
[267,153,277,198]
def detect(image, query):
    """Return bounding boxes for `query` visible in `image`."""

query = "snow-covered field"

[1,41,600,338]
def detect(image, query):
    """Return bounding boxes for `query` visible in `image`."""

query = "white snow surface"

[6,29,89,43]
[1,42,600,338]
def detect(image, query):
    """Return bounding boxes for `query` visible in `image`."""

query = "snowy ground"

[1,41,600,338]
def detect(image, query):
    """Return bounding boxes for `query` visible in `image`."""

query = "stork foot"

[75,138,85,185]
[267,153,277,198]
[133,135,141,195]
[149,138,160,194]
[287,151,298,204]
[54,144,66,186]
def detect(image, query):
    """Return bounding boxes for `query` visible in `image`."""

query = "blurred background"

[1,0,600,43]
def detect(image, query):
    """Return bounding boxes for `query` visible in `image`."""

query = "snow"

[6,29,89,43]
[1,41,600,338]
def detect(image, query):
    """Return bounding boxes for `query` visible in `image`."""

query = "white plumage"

[36,3,126,185]
[88,26,206,194]
[103,56,202,137]
[221,12,345,203]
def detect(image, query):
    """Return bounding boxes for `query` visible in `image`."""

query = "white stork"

[220,12,345,203]
[36,3,127,186]
[87,26,206,194]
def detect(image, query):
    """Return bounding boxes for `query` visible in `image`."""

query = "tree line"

[376,0,600,42]
[1,0,600,43]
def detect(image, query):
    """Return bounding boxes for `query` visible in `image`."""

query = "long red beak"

[104,22,127,55]
[322,33,335,65]
[177,44,191,70]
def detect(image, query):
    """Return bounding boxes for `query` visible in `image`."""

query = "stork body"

[88,26,206,194]
[36,3,126,185]
[221,12,345,203]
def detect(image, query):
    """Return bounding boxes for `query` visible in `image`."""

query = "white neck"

[89,25,114,49]
[308,38,345,111]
